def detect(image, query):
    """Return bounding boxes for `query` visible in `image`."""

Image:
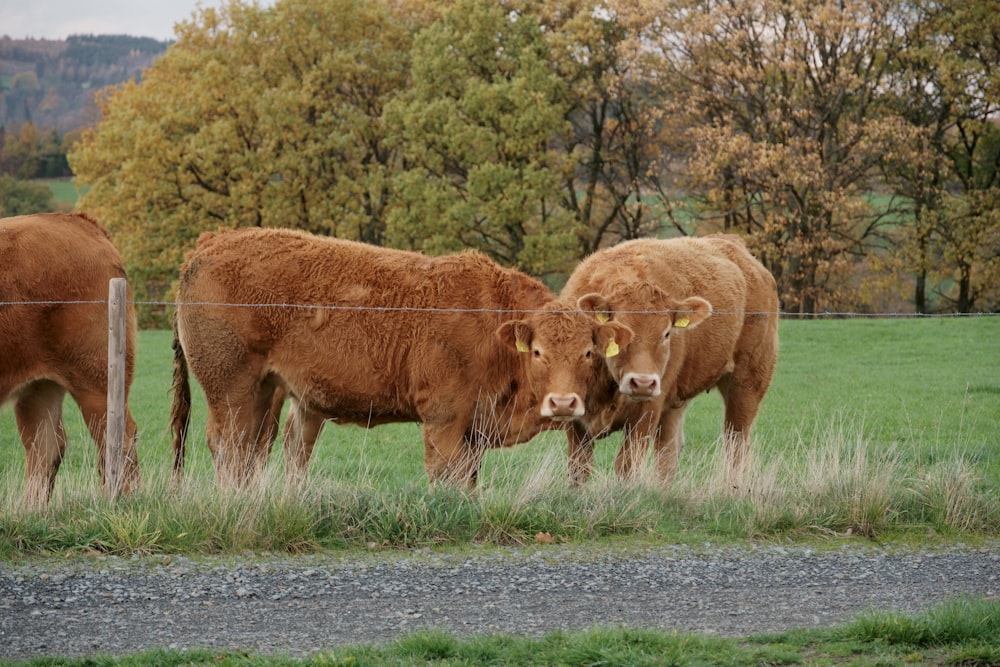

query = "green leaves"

[384,0,573,274]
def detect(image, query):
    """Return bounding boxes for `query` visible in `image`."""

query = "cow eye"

[585,350,592,359]
[533,349,541,357]
[663,330,671,340]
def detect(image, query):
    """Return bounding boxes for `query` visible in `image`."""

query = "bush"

[0,175,55,216]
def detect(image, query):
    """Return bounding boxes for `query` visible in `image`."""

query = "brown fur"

[0,213,140,508]
[170,228,615,487]
[561,234,779,488]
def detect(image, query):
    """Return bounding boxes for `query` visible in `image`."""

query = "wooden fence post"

[105,277,127,501]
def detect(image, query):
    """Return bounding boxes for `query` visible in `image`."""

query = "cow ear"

[496,320,532,353]
[577,293,612,323]
[595,322,633,358]
[672,297,712,330]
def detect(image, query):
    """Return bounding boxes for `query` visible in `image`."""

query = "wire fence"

[2,298,998,319]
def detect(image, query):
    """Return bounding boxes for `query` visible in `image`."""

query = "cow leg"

[719,321,778,491]
[652,402,689,486]
[204,410,225,483]
[716,375,764,491]
[14,380,68,509]
[209,400,256,487]
[614,404,661,480]
[263,387,286,456]
[423,419,478,486]
[567,421,596,486]
[249,379,284,483]
[204,407,267,488]
[205,377,279,488]
[283,398,325,485]
[72,388,141,496]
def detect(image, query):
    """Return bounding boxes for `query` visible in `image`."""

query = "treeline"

[0,34,168,132]
[62,34,167,66]
[0,122,70,178]
[67,0,999,326]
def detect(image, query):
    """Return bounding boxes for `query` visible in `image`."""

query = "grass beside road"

[2,597,998,666]
[1,318,998,555]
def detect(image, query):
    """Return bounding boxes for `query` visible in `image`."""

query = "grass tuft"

[840,597,1000,648]
[1,405,996,557]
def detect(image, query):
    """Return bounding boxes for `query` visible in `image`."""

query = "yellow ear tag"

[604,339,620,357]
[594,311,609,324]
[516,341,530,353]
[674,316,690,328]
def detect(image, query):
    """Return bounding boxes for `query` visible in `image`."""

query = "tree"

[384,0,577,276]
[70,0,413,325]
[930,0,1000,312]
[527,0,675,256]
[0,175,55,216]
[0,121,69,178]
[881,0,1000,313]
[654,0,912,314]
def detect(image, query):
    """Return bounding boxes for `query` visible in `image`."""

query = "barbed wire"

[2,298,997,319]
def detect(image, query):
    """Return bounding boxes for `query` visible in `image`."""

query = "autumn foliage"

[69,0,1000,326]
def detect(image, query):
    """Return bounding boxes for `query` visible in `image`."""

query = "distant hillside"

[0,34,169,133]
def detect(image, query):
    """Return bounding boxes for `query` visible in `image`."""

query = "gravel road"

[2,542,998,660]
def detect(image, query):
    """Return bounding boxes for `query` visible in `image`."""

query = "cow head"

[496,301,632,420]
[577,288,712,400]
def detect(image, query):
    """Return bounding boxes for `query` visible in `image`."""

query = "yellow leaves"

[655,0,974,312]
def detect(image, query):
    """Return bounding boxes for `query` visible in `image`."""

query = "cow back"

[176,228,555,424]
[1,213,135,398]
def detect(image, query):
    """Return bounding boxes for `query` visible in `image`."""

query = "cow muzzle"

[541,393,585,420]
[620,372,661,399]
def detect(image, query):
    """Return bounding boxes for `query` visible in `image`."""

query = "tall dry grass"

[2,408,993,559]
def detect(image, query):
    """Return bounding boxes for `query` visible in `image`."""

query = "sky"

[1,0,229,42]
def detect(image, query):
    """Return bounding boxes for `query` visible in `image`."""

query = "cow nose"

[542,393,584,419]
[621,372,660,398]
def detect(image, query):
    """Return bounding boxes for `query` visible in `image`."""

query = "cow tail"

[169,313,192,484]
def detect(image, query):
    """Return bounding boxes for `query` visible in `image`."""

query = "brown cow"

[560,234,779,488]
[1,212,140,508]
[170,227,625,487]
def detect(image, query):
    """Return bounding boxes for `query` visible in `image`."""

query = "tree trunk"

[915,270,927,314]
[957,263,973,313]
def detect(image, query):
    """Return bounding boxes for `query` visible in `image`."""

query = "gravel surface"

[2,542,998,660]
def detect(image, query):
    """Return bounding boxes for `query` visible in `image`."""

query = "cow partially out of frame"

[560,234,780,489]
[1,212,140,508]
[170,228,627,487]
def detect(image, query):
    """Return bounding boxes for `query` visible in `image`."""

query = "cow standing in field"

[170,228,628,487]
[560,234,779,489]
[1,212,140,509]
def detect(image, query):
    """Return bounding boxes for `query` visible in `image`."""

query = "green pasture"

[44,179,82,205]
[0,318,998,555]
[45,179,83,208]
[31,178,84,208]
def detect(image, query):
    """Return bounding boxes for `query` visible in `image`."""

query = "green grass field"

[30,178,84,208]
[1,317,997,554]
